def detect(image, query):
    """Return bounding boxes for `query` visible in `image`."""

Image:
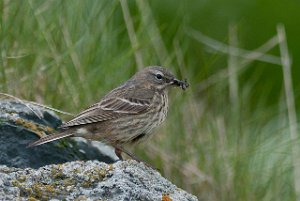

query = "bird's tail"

[27,131,73,148]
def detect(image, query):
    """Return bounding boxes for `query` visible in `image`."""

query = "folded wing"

[60,86,153,128]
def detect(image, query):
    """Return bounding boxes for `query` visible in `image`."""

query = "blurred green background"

[1,0,300,200]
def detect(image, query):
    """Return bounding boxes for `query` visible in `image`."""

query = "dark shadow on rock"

[0,101,115,168]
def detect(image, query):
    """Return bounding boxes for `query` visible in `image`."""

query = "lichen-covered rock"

[0,101,198,200]
[0,100,114,168]
[0,160,198,201]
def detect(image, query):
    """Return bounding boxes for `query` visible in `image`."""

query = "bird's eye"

[155,73,163,80]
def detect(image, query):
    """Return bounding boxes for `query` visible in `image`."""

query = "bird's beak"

[171,78,189,90]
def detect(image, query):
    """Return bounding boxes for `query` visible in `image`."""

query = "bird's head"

[131,66,189,91]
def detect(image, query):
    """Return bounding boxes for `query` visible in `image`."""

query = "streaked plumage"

[28,66,189,160]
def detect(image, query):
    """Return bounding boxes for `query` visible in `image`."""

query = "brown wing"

[60,84,154,128]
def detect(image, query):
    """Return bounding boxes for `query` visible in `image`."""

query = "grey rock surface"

[0,100,114,168]
[0,101,198,200]
[0,160,198,201]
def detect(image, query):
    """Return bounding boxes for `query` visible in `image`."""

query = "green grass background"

[1,1,300,200]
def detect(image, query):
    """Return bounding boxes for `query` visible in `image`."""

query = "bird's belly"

[110,94,168,144]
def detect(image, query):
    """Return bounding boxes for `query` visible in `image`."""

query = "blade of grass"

[136,1,168,65]
[27,0,80,107]
[186,27,281,65]
[228,24,239,107]
[120,0,144,69]
[194,33,280,92]
[0,92,73,116]
[61,17,92,103]
[277,24,300,199]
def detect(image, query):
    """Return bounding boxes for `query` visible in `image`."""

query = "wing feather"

[60,86,154,129]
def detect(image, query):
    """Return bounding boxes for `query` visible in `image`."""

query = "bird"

[28,66,189,162]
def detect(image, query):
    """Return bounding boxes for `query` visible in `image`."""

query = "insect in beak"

[172,78,189,90]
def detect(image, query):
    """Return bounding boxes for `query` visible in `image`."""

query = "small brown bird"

[28,66,189,161]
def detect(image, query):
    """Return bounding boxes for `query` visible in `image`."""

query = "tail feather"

[27,132,73,148]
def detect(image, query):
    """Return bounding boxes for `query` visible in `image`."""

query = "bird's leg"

[114,147,124,160]
[114,145,141,162]
[118,147,142,162]
[113,145,158,170]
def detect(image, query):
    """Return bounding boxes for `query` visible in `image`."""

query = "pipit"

[28,66,189,162]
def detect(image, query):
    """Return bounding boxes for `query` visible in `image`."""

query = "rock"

[0,100,115,168]
[0,160,198,201]
[0,101,199,200]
